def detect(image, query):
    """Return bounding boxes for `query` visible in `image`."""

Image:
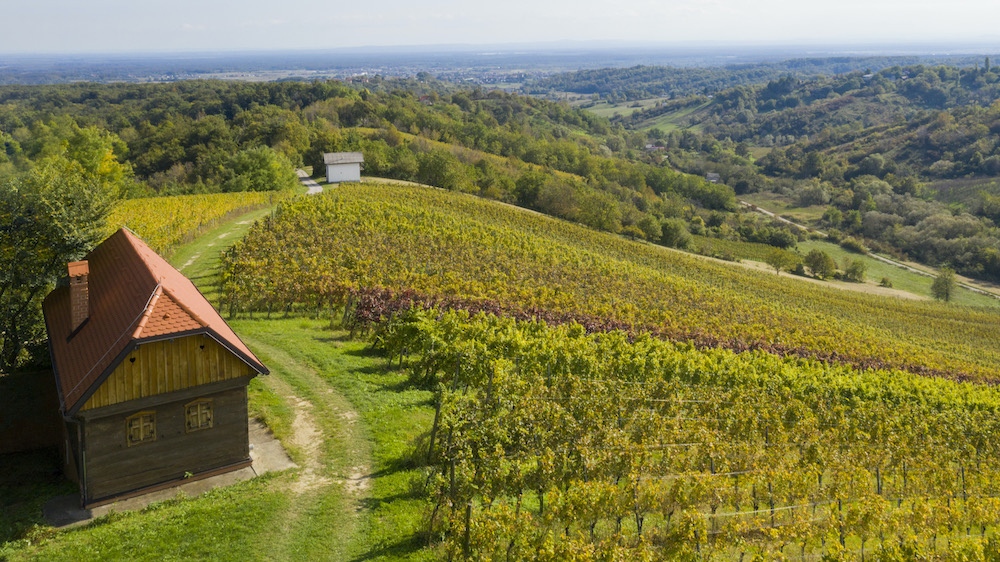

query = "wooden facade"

[81,335,257,411]
[78,382,250,505]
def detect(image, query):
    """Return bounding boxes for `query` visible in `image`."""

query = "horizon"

[4,39,1000,60]
[4,0,1000,56]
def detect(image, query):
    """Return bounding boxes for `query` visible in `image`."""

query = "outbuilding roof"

[322,152,364,165]
[43,228,268,414]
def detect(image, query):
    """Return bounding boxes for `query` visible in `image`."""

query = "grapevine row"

[374,309,1000,558]
[220,184,1000,379]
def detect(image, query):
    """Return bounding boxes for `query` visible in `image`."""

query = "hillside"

[554,61,1000,287]
[223,183,1000,380]
[527,56,989,101]
[213,183,1000,559]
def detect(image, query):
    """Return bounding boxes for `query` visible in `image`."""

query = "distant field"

[796,239,1000,308]
[637,100,711,132]
[581,96,671,118]
[925,176,1000,207]
[741,192,828,225]
[690,234,795,263]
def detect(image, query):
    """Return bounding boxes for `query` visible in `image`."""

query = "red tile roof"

[43,228,267,413]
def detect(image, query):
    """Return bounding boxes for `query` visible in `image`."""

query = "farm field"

[222,182,1000,381]
[636,100,711,132]
[372,309,1000,559]
[579,96,671,118]
[740,192,830,225]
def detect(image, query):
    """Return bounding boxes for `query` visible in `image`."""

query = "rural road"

[297,169,323,195]
[738,199,1000,300]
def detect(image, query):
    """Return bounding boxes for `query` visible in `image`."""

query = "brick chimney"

[68,260,90,332]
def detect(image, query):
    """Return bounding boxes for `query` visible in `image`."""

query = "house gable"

[80,334,259,412]
[43,228,268,415]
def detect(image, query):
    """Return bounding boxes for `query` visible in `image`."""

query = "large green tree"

[0,156,125,371]
[222,146,299,193]
[804,249,836,279]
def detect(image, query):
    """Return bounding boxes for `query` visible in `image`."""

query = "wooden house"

[42,228,269,508]
[323,151,364,183]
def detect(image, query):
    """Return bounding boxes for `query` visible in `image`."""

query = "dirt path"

[297,169,324,195]
[171,204,373,554]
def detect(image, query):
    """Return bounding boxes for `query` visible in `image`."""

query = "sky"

[3,0,1000,54]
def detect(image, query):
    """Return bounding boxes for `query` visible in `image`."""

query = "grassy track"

[1,202,435,561]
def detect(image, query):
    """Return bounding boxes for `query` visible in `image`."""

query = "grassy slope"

[582,97,671,119]
[796,239,1000,308]
[738,193,1000,307]
[635,101,711,132]
[1,201,433,561]
[740,192,830,224]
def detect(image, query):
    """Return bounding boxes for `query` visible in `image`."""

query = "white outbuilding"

[323,152,364,183]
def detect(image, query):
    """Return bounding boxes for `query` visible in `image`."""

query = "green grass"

[172,206,275,305]
[741,192,829,224]
[4,474,291,561]
[582,97,670,119]
[234,319,436,561]
[797,239,1000,308]
[637,100,710,132]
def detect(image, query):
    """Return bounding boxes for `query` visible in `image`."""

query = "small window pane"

[185,399,213,432]
[126,411,156,446]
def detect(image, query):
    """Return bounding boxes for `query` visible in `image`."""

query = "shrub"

[840,236,867,254]
[843,258,867,282]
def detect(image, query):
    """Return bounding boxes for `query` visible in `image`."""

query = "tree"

[822,207,843,227]
[659,218,690,249]
[636,214,662,241]
[931,267,956,301]
[843,258,867,282]
[765,248,796,274]
[417,150,472,192]
[222,147,299,193]
[804,249,836,279]
[1,156,125,371]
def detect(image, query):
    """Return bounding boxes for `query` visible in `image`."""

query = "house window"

[185,399,213,432]
[126,411,156,446]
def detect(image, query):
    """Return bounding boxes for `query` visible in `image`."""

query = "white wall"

[326,163,361,183]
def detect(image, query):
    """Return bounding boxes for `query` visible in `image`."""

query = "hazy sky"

[3,0,1000,54]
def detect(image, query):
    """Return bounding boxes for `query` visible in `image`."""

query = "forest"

[572,60,1000,282]
[528,56,995,101]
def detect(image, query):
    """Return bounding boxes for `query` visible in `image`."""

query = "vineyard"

[373,309,1000,559]
[105,191,284,255]
[690,234,797,264]
[221,183,1000,380]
